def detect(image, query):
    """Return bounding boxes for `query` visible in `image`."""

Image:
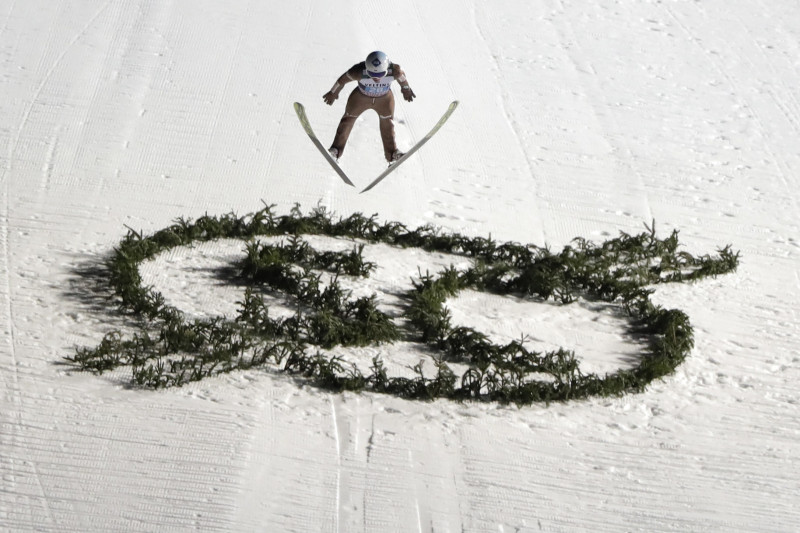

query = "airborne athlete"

[293,51,455,191]
[323,51,416,163]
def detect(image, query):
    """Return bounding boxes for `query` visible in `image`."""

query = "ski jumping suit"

[327,62,413,162]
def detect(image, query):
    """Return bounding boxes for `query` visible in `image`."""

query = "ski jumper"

[327,62,412,162]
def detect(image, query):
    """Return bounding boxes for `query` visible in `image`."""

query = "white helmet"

[365,50,390,77]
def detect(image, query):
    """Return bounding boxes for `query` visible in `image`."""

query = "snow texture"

[1,0,799,531]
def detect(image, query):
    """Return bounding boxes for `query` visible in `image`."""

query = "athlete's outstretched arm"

[323,63,362,105]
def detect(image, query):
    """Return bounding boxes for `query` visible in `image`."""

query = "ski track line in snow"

[418,1,501,230]
[28,459,55,526]
[0,204,20,399]
[1,0,114,361]
[426,8,488,228]
[408,1,462,209]
[469,0,548,244]
[662,3,798,202]
[408,449,423,533]
[0,4,254,530]
[748,0,800,133]
[0,2,125,519]
[554,0,655,224]
[727,5,800,200]
[4,0,800,530]
[328,395,390,532]
[194,1,249,201]
[401,4,433,215]
[0,0,16,41]
[329,396,342,533]
[8,0,113,169]
[329,395,380,532]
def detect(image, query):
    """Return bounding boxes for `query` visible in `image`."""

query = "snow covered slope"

[1,0,798,531]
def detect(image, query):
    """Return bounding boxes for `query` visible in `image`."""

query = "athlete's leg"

[330,90,371,157]
[375,91,397,162]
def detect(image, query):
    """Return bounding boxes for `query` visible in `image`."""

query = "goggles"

[367,71,387,79]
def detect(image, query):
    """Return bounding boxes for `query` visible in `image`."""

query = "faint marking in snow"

[2,2,115,405]
[330,396,342,533]
[469,1,547,244]
[0,0,17,41]
[8,0,113,172]
[29,460,55,527]
[409,450,424,533]
[662,2,799,207]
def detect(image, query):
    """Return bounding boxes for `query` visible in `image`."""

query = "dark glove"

[323,91,338,105]
[401,87,416,102]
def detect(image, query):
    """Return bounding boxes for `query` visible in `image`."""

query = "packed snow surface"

[2,0,799,531]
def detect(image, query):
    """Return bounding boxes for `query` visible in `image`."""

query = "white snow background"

[2,0,799,531]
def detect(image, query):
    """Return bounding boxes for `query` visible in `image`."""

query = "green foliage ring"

[66,204,739,405]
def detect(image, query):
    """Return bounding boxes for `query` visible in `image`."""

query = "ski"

[360,100,459,193]
[293,102,355,187]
